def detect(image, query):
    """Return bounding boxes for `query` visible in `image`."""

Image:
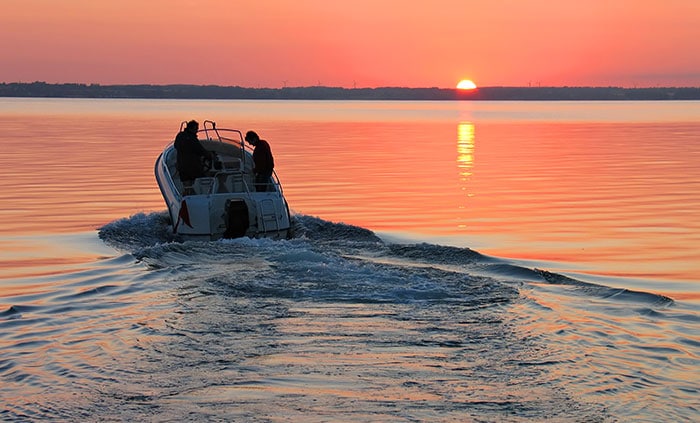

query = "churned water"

[1,99,698,421]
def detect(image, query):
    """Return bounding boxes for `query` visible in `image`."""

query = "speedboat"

[155,120,291,240]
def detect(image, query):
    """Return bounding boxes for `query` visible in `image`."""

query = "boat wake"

[2,212,694,421]
[98,211,673,308]
[94,211,699,421]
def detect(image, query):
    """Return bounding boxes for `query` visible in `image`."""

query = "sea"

[0,98,698,422]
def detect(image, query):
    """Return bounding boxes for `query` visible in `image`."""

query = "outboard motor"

[224,199,250,238]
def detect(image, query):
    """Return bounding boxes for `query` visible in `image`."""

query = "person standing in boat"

[174,120,212,193]
[245,130,275,192]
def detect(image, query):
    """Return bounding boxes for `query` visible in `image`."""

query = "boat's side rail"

[161,146,184,195]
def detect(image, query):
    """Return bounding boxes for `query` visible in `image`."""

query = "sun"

[457,79,477,90]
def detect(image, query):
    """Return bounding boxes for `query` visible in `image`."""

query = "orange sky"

[2,0,699,88]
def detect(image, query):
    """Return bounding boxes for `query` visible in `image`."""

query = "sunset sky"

[2,0,699,88]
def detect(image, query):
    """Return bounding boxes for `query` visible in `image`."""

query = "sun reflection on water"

[457,121,475,182]
[456,122,476,230]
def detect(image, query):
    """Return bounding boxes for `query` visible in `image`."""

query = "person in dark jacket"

[244,130,275,192]
[174,120,211,191]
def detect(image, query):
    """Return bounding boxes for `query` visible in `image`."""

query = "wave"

[534,268,674,307]
[97,212,673,308]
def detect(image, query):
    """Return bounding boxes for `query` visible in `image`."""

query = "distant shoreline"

[2,82,700,101]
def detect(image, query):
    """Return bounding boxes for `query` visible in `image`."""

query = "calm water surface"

[0,98,698,421]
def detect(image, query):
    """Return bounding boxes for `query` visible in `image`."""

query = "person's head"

[245,130,259,146]
[186,120,199,133]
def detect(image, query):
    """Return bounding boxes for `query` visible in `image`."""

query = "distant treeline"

[1,82,700,100]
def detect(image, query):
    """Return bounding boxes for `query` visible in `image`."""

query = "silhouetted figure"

[174,120,211,193]
[244,130,275,192]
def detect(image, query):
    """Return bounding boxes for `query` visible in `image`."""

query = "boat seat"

[224,173,246,193]
[192,177,216,195]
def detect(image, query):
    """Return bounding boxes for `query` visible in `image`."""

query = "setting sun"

[457,79,477,90]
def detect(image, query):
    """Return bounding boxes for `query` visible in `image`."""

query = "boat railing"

[201,120,283,195]
[201,121,245,149]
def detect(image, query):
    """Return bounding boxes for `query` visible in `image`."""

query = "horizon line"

[3,81,700,90]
